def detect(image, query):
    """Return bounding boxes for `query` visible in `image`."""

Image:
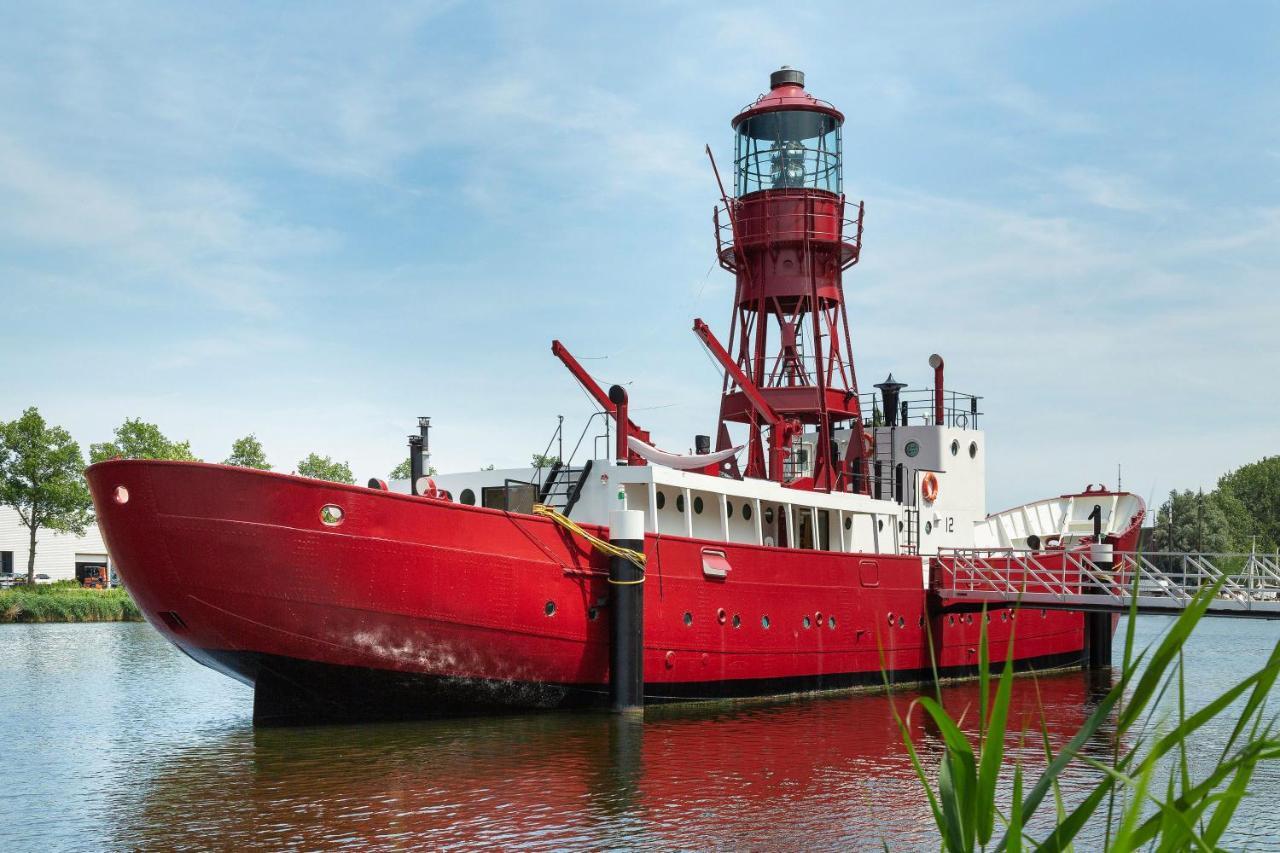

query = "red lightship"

[87,68,1143,725]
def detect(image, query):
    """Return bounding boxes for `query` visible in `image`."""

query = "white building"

[0,506,110,582]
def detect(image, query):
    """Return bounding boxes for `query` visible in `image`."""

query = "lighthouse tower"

[704,67,866,492]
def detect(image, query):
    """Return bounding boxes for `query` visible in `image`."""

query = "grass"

[0,580,142,623]
[888,576,1280,851]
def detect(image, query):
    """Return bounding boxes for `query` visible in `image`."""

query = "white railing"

[934,549,1280,616]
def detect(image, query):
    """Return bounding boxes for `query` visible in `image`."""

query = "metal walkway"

[934,549,1280,619]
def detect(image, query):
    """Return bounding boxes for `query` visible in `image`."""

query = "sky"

[1,1,1277,511]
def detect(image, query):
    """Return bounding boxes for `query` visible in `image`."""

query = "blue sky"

[2,1,1277,510]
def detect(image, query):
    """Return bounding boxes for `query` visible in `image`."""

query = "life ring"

[860,430,874,457]
[921,473,939,503]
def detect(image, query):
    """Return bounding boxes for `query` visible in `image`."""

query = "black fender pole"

[609,509,645,714]
[1085,541,1114,668]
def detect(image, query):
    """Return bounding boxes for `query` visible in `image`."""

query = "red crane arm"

[692,319,796,481]
[550,340,651,456]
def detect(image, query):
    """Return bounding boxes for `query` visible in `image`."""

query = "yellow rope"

[532,504,647,579]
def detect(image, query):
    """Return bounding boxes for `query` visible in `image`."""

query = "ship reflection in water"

[112,668,1115,849]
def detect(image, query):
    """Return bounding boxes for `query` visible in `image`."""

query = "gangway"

[934,549,1280,619]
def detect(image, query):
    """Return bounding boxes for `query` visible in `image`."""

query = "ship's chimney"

[928,354,945,426]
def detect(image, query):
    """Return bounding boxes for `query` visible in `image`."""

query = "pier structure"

[933,548,1280,619]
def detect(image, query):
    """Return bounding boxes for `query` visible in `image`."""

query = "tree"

[531,453,560,469]
[1150,489,1233,554]
[90,418,198,463]
[297,454,355,484]
[224,434,271,470]
[1217,456,1280,551]
[389,458,436,479]
[0,408,94,585]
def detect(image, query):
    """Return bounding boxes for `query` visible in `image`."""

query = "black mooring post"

[1085,541,1114,668]
[609,509,645,714]
[408,434,424,495]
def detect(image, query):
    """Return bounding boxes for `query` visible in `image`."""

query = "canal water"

[2,618,1278,851]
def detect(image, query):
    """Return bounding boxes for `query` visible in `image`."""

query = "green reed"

[887,576,1280,851]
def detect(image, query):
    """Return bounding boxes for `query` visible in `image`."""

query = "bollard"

[1085,541,1114,668]
[609,509,646,714]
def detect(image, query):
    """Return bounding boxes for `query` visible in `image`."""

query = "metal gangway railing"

[934,548,1280,618]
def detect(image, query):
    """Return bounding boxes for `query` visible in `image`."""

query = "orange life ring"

[860,430,874,457]
[921,473,939,503]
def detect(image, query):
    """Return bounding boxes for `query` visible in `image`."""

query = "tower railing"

[713,197,863,274]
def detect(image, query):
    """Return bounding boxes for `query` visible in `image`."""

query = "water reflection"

[106,670,1112,850]
[5,619,1279,851]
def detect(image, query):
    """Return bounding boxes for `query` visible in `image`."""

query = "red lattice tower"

[710,67,867,492]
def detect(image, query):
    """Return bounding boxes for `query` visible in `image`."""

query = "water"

[2,618,1279,850]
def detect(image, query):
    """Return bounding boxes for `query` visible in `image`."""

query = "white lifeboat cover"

[626,436,742,471]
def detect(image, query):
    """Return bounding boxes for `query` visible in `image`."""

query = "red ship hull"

[87,460,1114,725]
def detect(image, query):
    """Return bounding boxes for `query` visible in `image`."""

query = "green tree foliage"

[90,418,198,463]
[224,434,271,470]
[0,408,94,584]
[1217,456,1280,550]
[1150,489,1233,553]
[531,453,560,469]
[297,453,355,485]
[388,458,436,479]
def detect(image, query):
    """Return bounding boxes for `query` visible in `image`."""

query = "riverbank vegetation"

[1153,455,1280,553]
[893,579,1280,850]
[0,581,142,623]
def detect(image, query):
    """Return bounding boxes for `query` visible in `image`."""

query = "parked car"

[0,572,19,589]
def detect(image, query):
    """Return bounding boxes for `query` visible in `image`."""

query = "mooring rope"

[532,504,647,581]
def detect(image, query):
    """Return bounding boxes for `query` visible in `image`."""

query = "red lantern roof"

[732,67,844,128]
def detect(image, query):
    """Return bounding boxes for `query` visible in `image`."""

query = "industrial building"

[0,506,110,583]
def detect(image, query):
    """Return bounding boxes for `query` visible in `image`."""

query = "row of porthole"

[680,610,838,630]
[655,491,754,521]
[886,612,926,629]
[949,439,980,459]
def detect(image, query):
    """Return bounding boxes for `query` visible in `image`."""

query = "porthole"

[764,507,775,524]
[803,616,812,629]
[717,608,727,624]
[676,494,685,513]
[925,521,933,534]
[969,442,978,459]
[877,519,885,531]
[828,615,836,629]
[898,520,904,532]
[460,488,476,506]
[887,612,895,625]
[762,615,771,629]
[743,504,753,521]
[320,504,345,526]
[815,612,823,626]
[693,496,704,515]
[948,615,955,626]
[588,607,599,621]
[898,616,905,628]
[544,601,556,617]
[732,614,741,628]
[919,615,925,628]
[844,517,852,531]
[1001,611,1008,622]
[905,440,920,458]
[1041,609,1047,618]
[113,485,130,504]
[683,611,693,626]
[950,439,960,456]
[726,501,734,518]
[656,491,666,510]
